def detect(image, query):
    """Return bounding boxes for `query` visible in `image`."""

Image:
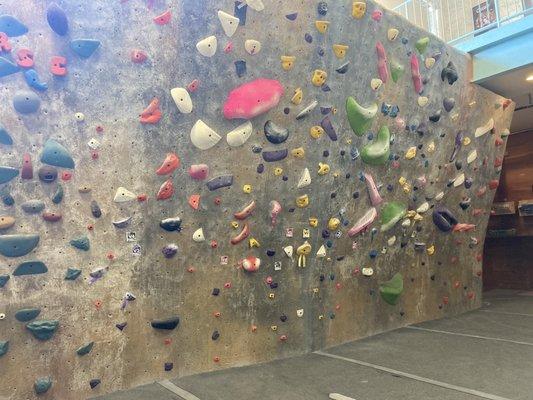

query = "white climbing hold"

[75,112,85,121]
[387,236,396,246]
[370,78,382,91]
[296,309,304,317]
[467,149,477,164]
[192,228,205,242]
[217,10,239,37]
[113,187,136,203]
[362,267,374,276]
[170,87,193,114]
[435,191,444,201]
[474,118,494,137]
[416,202,429,214]
[401,218,411,228]
[196,36,217,57]
[226,121,253,147]
[453,173,465,187]
[316,244,326,258]
[417,96,429,107]
[245,0,265,11]
[245,39,261,55]
[190,120,221,150]
[297,168,311,189]
[284,245,293,258]
[87,138,100,149]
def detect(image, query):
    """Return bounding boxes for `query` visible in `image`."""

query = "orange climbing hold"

[153,10,171,25]
[156,153,180,175]
[156,178,174,200]
[188,194,200,210]
[139,98,162,124]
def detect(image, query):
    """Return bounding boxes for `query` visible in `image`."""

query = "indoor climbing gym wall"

[0,0,514,398]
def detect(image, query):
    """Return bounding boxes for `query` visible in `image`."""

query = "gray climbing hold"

[91,201,102,218]
[264,121,289,144]
[41,139,75,169]
[65,268,81,280]
[0,124,13,145]
[38,166,58,183]
[13,91,40,114]
[151,317,180,330]
[0,15,28,36]
[70,235,90,251]
[0,340,8,357]
[34,377,52,394]
[262,149,288,162]
[21,199,45,214]
[0,166,19,184]
[26,320,59,340]
[295,100,318,120]
[0,234,40,257]
[52,185,64,204]
[0,275,9,287]
[206,175,234,191]
[443,97,455,112]
[15,308,41,322]
[76,341,94,356]
[13,260,48,276]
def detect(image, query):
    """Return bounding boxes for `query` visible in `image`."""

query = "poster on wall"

[472,0,497,34]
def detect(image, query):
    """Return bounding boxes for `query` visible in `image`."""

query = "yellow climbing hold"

[270,324,277,329]
[406,210,417,218]
[296,194,309,208]
[398,176,407,186]
[249,238,260,248]
[310,126,324,139]
[463,137,471,146]
[274,167,283,176]
[309,217,318,227]
[291,88,303,105]
[318,314,324,320]
[427,141,435,153]
[425,57,435,69]
[333,44,349,59]
[387,28,399,41]
[313,288,320,294]
[402,184,411,194]
[370,78,382,91]
[318,162,330,175]
[333,171,340,178]
[312,69,327,87]
[231,221,239,229]
[352,1,366,18]
[413,213,423,221]
[243,184,252,193]
[315,20,330,34]
[328,218,340,231]
[417,96,429,107]
[291,147,305,158]
[405,146,417,159]
[427,245,435,255]
[280,55,296,71]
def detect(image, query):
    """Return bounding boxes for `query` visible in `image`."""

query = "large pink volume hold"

[223,78,284,120]
[411,53,423,94]
[376,41,389,84]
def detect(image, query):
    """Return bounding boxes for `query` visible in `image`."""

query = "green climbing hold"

[70,235,90,251]
[416,37,429,54]
[52,184,64,204]
[390,60,405,83]
[15,308,41,322]
[76,341,94,356]
[13,260,48,276]
[26,320,59,340]
[0,166,19,184]
[361,125,391,165]
[41,139,75,169]
[34,377,52,394]
[380,202,407,232]
[0,340,8,357]
[379,273,404,305]
[65,268,81,280]
[346,97,377,136]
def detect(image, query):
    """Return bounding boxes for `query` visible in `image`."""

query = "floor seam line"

[158,379,202,400]
[314,351,512,400]
[478,309,533,317]
[406,326,533,346]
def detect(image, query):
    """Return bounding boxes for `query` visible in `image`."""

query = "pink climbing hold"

[452,223,476,232]
[61,171,72,181]
[16,49,34,68]
[376,41,388,84]
[224,42,233,53]
[223,78,284,120]
[153,10,171,25]
[187,79,199,93]
[0,32,12,52]
[21,153,33,179]
[363,172,383,206]
[371,10,383,21]
[188,164,209,180]
[140,98,162,124]
[270,200,282,226]
[411,53,423,94]
[131,49,147,63]
[50,56,67,76]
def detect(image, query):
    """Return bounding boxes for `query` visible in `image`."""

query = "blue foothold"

[13,91,40,114]
[24,69,48,91]
[70,39,101,58]
[41,139,75,169]
[234,1,247,25]
[13,260,48,276]
[0,56,20,78]
[234,59,246,78]
[0,125,13,145]
[0,234,40,257]
[47,3,69,36]
[0,166,18,184]
[0,15,28,37]
[285,12,298,21]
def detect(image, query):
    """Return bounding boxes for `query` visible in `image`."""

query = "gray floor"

[93,289,533,400]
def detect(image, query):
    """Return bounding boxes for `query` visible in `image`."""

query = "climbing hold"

[411,54,423,94]
[34,377,52,394]
[0,340,8,357]
[309,126,324,139]
[311,69,327,86]
[296,100,318,120]
[297,168,311,188]
[376,42,389,83]
[364,172,383,206]
[192,228,205,242]
[231,223,250,244]
[15,308,41,322]
[235,59,247,77]
[297,241,311,267]
[51,185,63,204]
[0,166,18,184]
[111,216,132,228]
[370,78,382,91]
[291,147,305,158]
[188,164,209,180]
[223,79,284,120]
[13,90,40,114]
[270,200,282,226]
[352,1,367,18]
[415,37,429,54]
[388,28,399,41]
[318,162,330,175]
[47,3,68,36]
[264,120,289,144]
[218,10,239,37]
[335,61,350,74]
[170,87,193,114]
[348,207,377,237]
[226,121,253,147]
[70,39,100,59]
[196,36,217,57]
[425,57,435,69]
[296,194,309,208]
[474,118,494,137]
[241,256,260,272]
[13,260,47,276]
[50,56,67,76]
[131,49,147,63]
[90,201,102,218]
[0,234,39,257]
[390,60,405,83]
[315,20,330,34]
[206,175,234,191]
[16,48,33,68]
[417,96,429,107]
[70,235,90,251]
[89,379,101,389]
[114,187,136,202]
[433,207,458,232]
[281,56,296,71]
[23,69,47,91]
[41,139,75,169]
[0,15,28,36]
[0,125,13,145]
[234,200,256,220]
[42,212,62,222]
[65,268,81,280]
[162,244,178,258]
[320,116,338,141]
[26,320,59,340]
[153,9,171,25]
[156,153,180,175]
[76,342,94,356]
[441,61,458,84]
[405,146,417,159]
[380,273,404,305]
[333,44,349,59]
[416,202,430,214]
[38,166,58,183]
[139,98,161,124]
[380,202,407,232]
[160,217,182,232]
[467,150,477,164]
[361,125,390,165]
[291,88,303,105]
[245,39,261,55]
[190,120,221,150]
[151,317,180,330]
[0,216,14,230]
[0,275,9,287]
[346,97,377,136]
[286,12,298,20]
[156,178,174,200]
[262,149,288,162]
[443,97,455,112]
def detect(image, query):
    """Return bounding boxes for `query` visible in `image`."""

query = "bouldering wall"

[0,0,514,398]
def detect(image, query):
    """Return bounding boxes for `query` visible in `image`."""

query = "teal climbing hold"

[13,260,48,276]
[0,56,20,78]
[15,308,41,322]
[0,234,40,257]
[13,91,40,114]
[52,184,64,204]
[0,186,14,206]
[379,273,404,305]
[70,39,101,58]
[0,340,8,357]
[26,320,59,340]
[0,166,19,184]
[0,275,9,287]
[70,235,90,251]
[34,377,52,394]
[346,97,377,137]
[41,139,75,169]
[0,15,28,36]
[0,124,13,145]
[380,202,407,232]
[76,341,94,356]
[361,126,391,165]
[65,268,81,280]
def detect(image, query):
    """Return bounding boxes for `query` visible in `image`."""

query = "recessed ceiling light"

[527,74,533,82]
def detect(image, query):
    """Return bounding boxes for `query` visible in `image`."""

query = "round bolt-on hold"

[75,112,85,121]
[0,313,5,320]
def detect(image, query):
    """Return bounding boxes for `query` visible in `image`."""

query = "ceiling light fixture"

[527,74,533,82]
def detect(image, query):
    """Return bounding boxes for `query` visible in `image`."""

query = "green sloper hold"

[15,308,41,322]
[361,125,391,165]
[380,202,407,232]
[70,235,90,251]
[76,341,94,356]
[416,37,429,54]
[0,340,8,357]
[0,234,40,257]
[0,125,13,145]
[13,260,48,276]
[346,97,377,137]
[40,139,75,169]
[65,268,81,280]
[34,377,52,394]
[390,60,405,83]
[0,166,19,184]
[380,273,404,305]
[26,320,59,340]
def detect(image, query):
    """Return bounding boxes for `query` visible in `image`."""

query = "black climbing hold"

[460,198,471,210]
[441,61,458,84]
[321,84,331,92]
[286,12,298,21]
[270,282,278,289]
[282,175,288,181]
[304,33,313,43]
[465,178,473,189]
[266,249,276,257]
[13,260,48,276]
[318,1,328,15]
[65,268,81,280]
[234,1,247,25]
[321,116,338,141]
[212,288,220,296]
[160,217,182,232]
[257,164,264,173]
[91,201,102,218]
[455,160,462,170]
[151,317,180,330]
[280,315,287,322]
[319,274,325,282]
[323,150,329,157]
[284,107,290,114]
[322,230,330,239]
[429,110,441,123]
[336,62,350,74]
[443,97,455,112]
[264,120,289,144]
[70,235,90,251]
[432,207,458,232]
[89,379,101,389]
[212,330,220,340]
[165,362,174,371]
[235,59,247,77]
[252,145,262,153]
[116,322,127,331]
[38,166,58,183]
[162,244,178,258]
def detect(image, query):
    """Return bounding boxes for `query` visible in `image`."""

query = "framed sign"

[472,0,496,32]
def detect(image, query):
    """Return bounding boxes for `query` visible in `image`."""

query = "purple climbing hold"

[285,12,298,20]
[304,33,313,43]
[262,149,288,162]
[320,116,338,141]
[432,207,458,232]
[206,175,234,191]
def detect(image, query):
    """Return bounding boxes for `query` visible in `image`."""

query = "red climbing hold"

[16,48,34,67]
[213,356,220,363]
[279,335,288,342]
[494,157,503,167]
[214,197,221,205]
[0,32,12,52]
[467,291,476,300]
[42,212,62,222]
[495,137,504,146]
[411,53,423,94]
[231,223,250,245]
[476,186,487,197]
[107,252,115,260]
[187,79,199,93]
[224,42,233,53]
[376,41,389,83]
[453,281,460,289]
[488,179,499,190]
[442,296,449,305]
[21,153,33,179]
[140,98,162,124]
[96,125,104,133]
[156,178,174,200]
[210,240,218,249]
[91,150,99,160]
[187,267,195,273]
[87,224,94,231]
[213,311,221,318]
[164,338,172,345]
[50,56,67,76]
[240,256,260,272]
[156,153,180,175]
[224,282,231,289]
[130,49,148,63]
[251,325,258,332]
[61,171,72,181]
[153,10,171,25]
[188,194,200,210]
[137,193,147,202]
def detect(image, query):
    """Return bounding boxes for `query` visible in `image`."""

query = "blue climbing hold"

[0,56,20,78]
[41,139,75,169]
[0,125,13,145]
[52,185,64,204]
[34,377,52,394]
[65,268,81,280]
[0,234,40,257]
[70,235,90,251]
[0,15,28,37]
[13,260,48,276]
[0,341,8,357]
[70,39,101,58]
[0,275,9,288]
[26,320,59,340]
[21,199,45,214]
[0,187,14,206]
[235,59,247,77]
[234,1,247,25]
[47,3,69,36]
[13,91,40,114]
[24,69,48,91]
[0,166,18,184]
[15,308,41,322]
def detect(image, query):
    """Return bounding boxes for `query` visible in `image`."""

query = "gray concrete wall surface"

[0,0,513,399]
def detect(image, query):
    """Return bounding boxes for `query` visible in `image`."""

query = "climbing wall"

[0,0,514,398]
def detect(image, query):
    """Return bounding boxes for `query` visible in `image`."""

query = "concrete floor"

[93,290,533,400]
